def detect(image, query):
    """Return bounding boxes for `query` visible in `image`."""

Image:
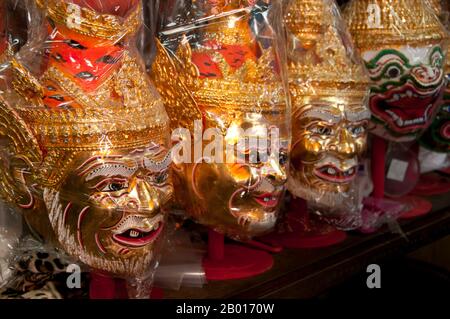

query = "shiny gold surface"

[35,0,142,41]
[0,1,172,277]
[286,0,370,205]
[343,0,446,51]
[152,3,289,239]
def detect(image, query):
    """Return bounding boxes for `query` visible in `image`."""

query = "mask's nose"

[125,172,160,213]
[329,128,357,159]
[262,155,287,187]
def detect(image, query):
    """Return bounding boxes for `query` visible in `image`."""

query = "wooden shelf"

[164,193,450,299]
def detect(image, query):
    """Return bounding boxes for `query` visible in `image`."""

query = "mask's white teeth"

[130,230,139,238]
[327,167,336,175]
[406,90,413,98]
[424,104,433,121]
[386,110,404,127]
[387,94,401,103]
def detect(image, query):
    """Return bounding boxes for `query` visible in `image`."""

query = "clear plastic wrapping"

[151,0,291,241]
[343,0,449,143]
[284,0,371,230]
[0,0,173,291]
[154,225,206,290]
[0,237,79,299]
[0,202,22,288]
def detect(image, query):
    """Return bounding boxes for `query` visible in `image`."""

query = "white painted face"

[362,44,446,141]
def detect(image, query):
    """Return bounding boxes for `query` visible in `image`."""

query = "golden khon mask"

[152,2,289,240]
[0,0,172,278]
[285,0,371,227]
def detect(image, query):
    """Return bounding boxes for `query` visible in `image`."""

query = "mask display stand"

[259,197,346,249]
[410,146,450,196]
[372,136,432,220]
[89,272,163,299]
[411,171,450,196]
[203,229,274,281]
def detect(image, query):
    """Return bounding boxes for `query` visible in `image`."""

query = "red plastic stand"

[439,167,450,175]
[410,172,450,196]
[89,271,163,299]
[372,136,387,199]
[245,239,284,253]
[203,229,274,281]
[396,195,433,219]
[90,272,116,299]
[259,198,346,249]
[372,137,432,219]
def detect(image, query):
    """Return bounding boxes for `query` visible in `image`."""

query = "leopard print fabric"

[0,249,67,297]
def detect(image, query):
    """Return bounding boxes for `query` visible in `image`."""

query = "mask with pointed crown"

[343,0,448,142]
[0,0,173,279]
[420,0,450,152]
[285,0,370,229]
[152,1,289,240]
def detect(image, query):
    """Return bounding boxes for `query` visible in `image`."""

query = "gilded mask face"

[173,113,288,239]
[363,45,446,141]
[152,4,288,239]
[289,97,370,203]
[0,0,172,278]
[42,144,172,277]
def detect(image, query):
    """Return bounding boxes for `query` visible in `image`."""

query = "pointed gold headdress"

[35,0,142,40]
[286,0,370,100]
[0,1,168,191]
[152,8,286,133]
[342,0,447,51]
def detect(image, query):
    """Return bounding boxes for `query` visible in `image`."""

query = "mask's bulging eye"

[385,65,402,79]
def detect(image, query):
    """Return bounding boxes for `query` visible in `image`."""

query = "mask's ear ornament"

[0,97,42,207]
[152,39,202,133]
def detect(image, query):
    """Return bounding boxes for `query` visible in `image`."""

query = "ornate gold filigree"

[151,40,202,133]
[35,0,142,40]
[342,0,446,51]
[4,53,168,187]
[152,27,286,133]
[202,9,255,45]
[11,58,45,104]
[286,0,369,102]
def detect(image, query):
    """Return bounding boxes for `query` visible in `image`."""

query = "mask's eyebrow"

[77,155,138,180]
[143,150,172,173]
[365,49,409,72]
[299,107,342,124]
[129,143,162,156]
[77,155,124,171]
[83,163,138,181]
[346,106,371,122]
